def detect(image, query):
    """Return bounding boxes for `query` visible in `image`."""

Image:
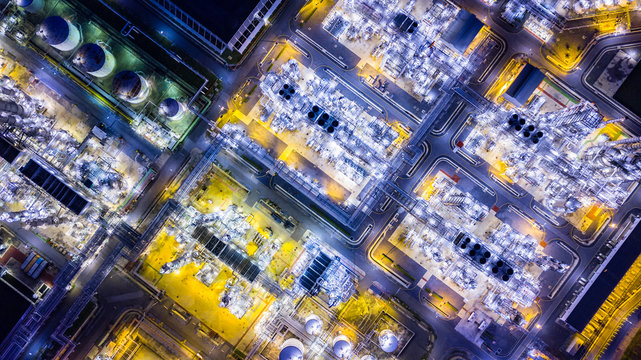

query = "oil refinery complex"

[4,0,641,360]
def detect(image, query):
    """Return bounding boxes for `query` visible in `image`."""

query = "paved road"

[1,222,68,268]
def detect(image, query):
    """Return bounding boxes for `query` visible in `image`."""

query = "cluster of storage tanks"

[18,1,185,119]
[278,314,399,359]
[506,113,544,145]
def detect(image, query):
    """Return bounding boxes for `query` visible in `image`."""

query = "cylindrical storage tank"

[37,16,80,51]
[0,99,25,117]
[378,329,399,353]
[17,0,44,13]
[332,335,353,359]
[304,314,322,336]
[279,338,304,360]
[112,70,150,104]
[73,43,115,78]
[159,98,185,120]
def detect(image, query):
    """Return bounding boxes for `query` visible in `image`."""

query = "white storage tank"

[16,0,44,13]
[37,16,80,51]
[159,98,186,120]
[112,70,150,104]
[332,335,353,359]
[73,43,115,78]
[304,314,322,336]
[378,329,399,353]
[279,338,304,360]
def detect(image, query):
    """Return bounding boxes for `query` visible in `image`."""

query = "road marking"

[295,29,348,69]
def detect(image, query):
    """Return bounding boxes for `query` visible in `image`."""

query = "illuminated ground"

[386,170,559,327]
[138,166,305,349]
[139,231,274,347]
[225,59,409,206]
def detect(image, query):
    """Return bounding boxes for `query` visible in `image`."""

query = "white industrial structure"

[332,335,353,359]
[378,329,399,353]
[324,0,471,100]
[279,338,305,360]
[73,43,116,78]
[112,70,150,104]
[0,76,79,168]
[225,59,403,209]
[304,314,323,336]
[37,16,81,52]
[159,98,186,120]
[465,102,641,216]
[16,0,44,13]
[400,171,566,321]
[219,278,254,319]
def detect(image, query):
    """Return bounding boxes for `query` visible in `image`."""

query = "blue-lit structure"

[0,137,20,164]
[503,63,546,107]
[279,338,304,360]
[442,9,484,53]
[16,0,44,13]
[20,159,89,215]
[112,71,149,104]
[159,98,185,119]
[73,43,116,78]
[37,16,80,51]
[193,226,261,282]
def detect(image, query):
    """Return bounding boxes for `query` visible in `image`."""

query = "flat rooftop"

[0,280,31,342]
[504,63,546,107]
[0,136,20,163]
[614,60,641,117]
[171,0,260,42]
[565,221,641,332]
[442,9,484,53]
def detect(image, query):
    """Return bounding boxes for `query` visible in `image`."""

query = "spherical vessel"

[279,347,303,360]
[159,98,185,119]
[279,338,304,360]
[73,43,115,78]
[17,0,44,13]
[332,336,353,359]
[304,314,322,336]
[378,329,399,353]
[112,70,150,104]
[37,16,80,51]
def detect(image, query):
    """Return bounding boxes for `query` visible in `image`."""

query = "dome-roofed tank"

[378,329,399,353]
[17,0,44,13]
[112,70,150,104]
[73,43,115,78]
[304,314,322,336]
[159,98,185,120]
[279,338,304,360]
[332,335,353,359]
[37,16,80,51]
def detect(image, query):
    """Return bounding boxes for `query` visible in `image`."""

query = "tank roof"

[278,346,303,360]
[160,98,180,117]
[112,70,142,100]
[74,43,106,73]
[378,330,399,353]
[333,339,352,359]
[39,16,70,46]
[305,316,322,335]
